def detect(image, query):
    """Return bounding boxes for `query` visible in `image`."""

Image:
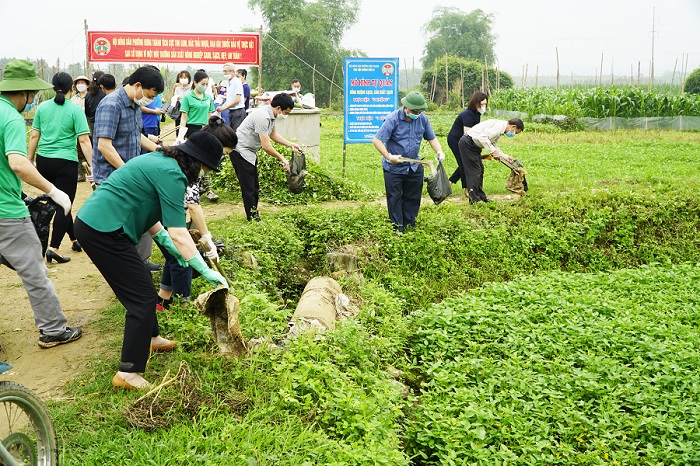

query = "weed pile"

[124,362,205,431]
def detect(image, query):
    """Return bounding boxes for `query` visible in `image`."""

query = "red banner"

[88,31,260,65]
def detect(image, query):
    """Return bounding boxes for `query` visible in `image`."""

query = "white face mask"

[477,107,486,114]
[133,86,154,107]
[198,167,205,178]
[76,83,87,93]
[292,87,301,93]
[277,113,288,119]
[179,78,189,85]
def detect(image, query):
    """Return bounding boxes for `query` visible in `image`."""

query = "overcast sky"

[0,0,698,79]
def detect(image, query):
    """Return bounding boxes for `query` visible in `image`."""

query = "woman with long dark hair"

[28,72,93,263]
[74,131,228,390]
[156,115,237,309]
[447,92,488,196]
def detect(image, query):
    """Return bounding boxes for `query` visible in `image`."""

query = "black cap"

[178,132,224,172]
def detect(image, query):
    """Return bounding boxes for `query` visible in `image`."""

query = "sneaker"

[145,261,162,273]
[38,326,83,349]
[205,190,219,202]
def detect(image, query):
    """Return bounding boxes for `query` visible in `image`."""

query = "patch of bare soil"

[0,182,113,398]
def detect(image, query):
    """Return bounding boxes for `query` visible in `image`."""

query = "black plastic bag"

[424,161,452,205]
[1,194,56,270]
[167,100,181,120]
[286,150,308,194]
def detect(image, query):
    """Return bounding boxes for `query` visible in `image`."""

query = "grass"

[48,112,700,464]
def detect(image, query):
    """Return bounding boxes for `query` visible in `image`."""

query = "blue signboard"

[343,58,399,144]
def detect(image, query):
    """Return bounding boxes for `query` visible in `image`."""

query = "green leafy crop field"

[52,113,700,464]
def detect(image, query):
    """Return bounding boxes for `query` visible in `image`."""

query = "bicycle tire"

[0,381,58,466]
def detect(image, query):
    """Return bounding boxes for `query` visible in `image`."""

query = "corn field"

[490,87,700,118]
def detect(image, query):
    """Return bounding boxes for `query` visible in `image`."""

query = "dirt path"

[0,182,113,398]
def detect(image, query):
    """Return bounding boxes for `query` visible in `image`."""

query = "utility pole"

[650,7,656,90]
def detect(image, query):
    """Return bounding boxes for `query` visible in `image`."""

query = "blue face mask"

[407,112,420,120]
[21,92,37,112]
[506,131,515,137]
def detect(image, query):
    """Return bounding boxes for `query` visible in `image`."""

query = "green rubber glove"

[151,228,187,267]
[186,254,229,288]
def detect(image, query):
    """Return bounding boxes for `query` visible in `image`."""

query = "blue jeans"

[155,242,192,301]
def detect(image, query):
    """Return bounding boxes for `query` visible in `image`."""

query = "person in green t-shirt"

[176,70,215,143]
[0,59,83,349]
[28,72,93,264]
[74,131,228,391]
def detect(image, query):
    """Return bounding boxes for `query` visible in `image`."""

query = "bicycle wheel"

[0,381,58,466]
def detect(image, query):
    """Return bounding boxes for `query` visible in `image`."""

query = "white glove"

[436,151,445,163]
[386,154,401,164]
[174,138,184,146]
[176,126,188,142]
[201,233,219,261]
[47,184,71,215]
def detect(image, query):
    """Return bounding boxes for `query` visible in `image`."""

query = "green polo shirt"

[180,90,214,126]
[0,95,30,219]
[77,152,188,244]
[32,99,90,161]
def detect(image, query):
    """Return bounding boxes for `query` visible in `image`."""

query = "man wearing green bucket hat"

[0,59,83,348]
[373,91,445,233]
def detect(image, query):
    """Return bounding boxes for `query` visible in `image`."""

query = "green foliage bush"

[405,263,700,464]
[685,67,700,95]
[210,146,374,206]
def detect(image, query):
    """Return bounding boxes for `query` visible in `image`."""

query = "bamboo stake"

[403,58,409,90]
[524,64,528,88]
[556,47,560,90]
[329,61,337,106]
[637,61,641,86]
[599,53,604,86]
[535,65,539,89]
[671,58,678,88]
[444,54,449,106]
[460,63,464,108]
[611,59,614,86]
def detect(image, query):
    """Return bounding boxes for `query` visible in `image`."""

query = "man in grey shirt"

[230,93,300,220]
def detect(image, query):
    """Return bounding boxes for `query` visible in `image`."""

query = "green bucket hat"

[401,91,428,111]
[0,59,52,92]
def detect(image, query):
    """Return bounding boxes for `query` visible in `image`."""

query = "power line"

[265,32,344,92]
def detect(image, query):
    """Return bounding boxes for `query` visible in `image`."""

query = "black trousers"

[229,108,246,131]
[229,151,260,221]
[185,124,202,139]
[383,167,423,232]
[447,136,466,188]
[458,135,487,203]
[35,155,78,248]
[74,218,159,373]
